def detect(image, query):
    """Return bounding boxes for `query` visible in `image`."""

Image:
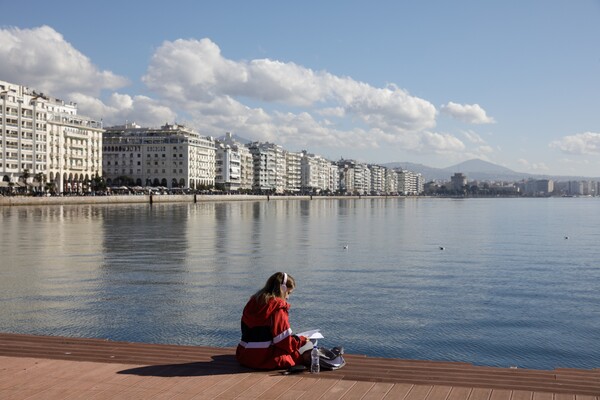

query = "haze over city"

[1,1,599,176]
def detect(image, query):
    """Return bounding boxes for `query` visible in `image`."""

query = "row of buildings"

[1,79,424,195]
[443,173,600,197]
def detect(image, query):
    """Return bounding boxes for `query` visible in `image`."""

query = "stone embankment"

[0,194,385,207]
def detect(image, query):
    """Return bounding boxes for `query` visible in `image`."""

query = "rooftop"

[1,333,598,399]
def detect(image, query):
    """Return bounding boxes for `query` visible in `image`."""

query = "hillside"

[382,159,596,182]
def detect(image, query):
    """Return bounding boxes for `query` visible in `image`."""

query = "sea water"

[1,197,599,370]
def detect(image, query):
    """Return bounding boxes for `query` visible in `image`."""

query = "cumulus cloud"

[0,26,473,156]
[0,25,128,96]
[441,102,495,124]
[70,93,177,127]
[142,37,448,151]
[549,132,600,155]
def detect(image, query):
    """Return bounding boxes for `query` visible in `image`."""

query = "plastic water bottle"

[311,345,320,373]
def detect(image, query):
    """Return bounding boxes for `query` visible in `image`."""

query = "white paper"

[296,329,324,339]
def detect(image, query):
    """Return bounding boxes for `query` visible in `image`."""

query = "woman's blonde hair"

[253,272,296,304]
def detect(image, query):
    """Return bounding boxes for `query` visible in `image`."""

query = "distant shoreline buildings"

[1,79,598,197]
[1,79,423,196]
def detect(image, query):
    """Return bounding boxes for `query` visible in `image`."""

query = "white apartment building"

[369,164,385,195]
[354,163,370,195]
[103,123,215,189]
[328,162,340,193]
[248,141,286,193]
[286,151,302,193]
[1,80,103,193]
[215,142,241,191]
[219,132,253,191]
[397,169,422,195]
[300,151,320,193]
[385,168,398,194]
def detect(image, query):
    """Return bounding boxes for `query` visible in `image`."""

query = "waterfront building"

[369,164,385,195]
[300,151,321,193]
[415,172,424,194]
[397,169,416,195]
[215,142,241,191]
[337,159,355,194]
[385,168,398,194]
[219,132,253,191]
[327,162,340,193]
[450,172,467,191]
[247,141,286,193]
[0,79,103,193]
[286,151,302,193]
[522,179,554,196]
[103,123,215,189]
[352,163,369,195]
[569,180,584,196]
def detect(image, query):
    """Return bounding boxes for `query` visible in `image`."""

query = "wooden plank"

[489,390,512,400]
[405,385,434,400]
[2,334,600,397]
[426,385,453,400]
[294,378,342,400]
[512,391,534,400]
[447,386,472,400]
[468,388,492,400]
[319,379,358,400]
[361,382,395,400]
[383,383,414,400]
[554,395,575,400]
[340,381,377,400]
[532,392,553,400]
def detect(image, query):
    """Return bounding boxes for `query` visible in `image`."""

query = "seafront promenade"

[0,194,385,207]
[1,333,598,399]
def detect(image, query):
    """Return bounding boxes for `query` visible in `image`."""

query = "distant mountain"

[216,133,253,144]
[382,159,598,182]
[443,159,516,175]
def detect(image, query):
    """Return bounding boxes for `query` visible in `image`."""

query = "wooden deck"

[1,333,598,399]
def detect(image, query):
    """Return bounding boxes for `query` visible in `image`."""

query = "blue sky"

[2,1,600,177]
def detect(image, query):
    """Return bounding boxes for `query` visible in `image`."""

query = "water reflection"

[1,198,600,369]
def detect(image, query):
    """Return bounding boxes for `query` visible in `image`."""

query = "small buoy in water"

[343,245,349,249]
[564,236,569,239]
[439,246,445,250]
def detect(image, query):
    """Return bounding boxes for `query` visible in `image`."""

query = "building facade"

[103,123,215,189]
[1,79,103,193]
[248,141,286,193]
[215,142,241,191]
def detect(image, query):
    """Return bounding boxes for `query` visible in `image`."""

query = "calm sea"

[1,198,599,370]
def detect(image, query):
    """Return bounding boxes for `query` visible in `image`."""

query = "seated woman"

[236,272,311,370]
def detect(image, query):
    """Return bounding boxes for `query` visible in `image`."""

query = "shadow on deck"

[1,332,599,396]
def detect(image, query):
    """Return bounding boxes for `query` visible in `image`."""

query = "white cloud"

[518,159,549,171]
[69,93,177,127]
[0,26,474,157]
[0,25,128,97]
[462,130,486,144]
[142,38,448,152]
[549,132,600,155]
[441,102,495,124]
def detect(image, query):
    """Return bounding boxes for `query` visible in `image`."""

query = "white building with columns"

[1,80,103,193]
[103,123,215,189]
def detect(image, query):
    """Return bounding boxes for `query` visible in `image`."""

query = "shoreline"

[0,194,409,207]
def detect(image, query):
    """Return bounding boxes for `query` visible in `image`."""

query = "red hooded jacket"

[236,295,307,369]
